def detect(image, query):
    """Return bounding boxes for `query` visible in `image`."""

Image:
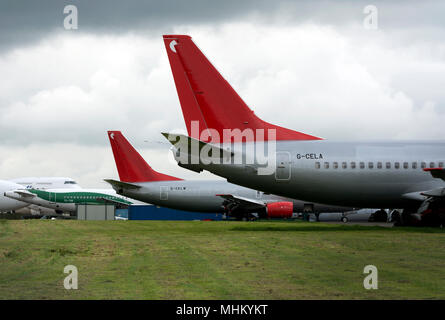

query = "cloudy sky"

[1,0,445,188]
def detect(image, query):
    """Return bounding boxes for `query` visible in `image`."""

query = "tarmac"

[323,221,394,228]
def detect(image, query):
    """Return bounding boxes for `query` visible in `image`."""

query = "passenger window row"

[315,161,443,169]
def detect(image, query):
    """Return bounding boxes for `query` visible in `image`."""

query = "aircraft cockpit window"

[64,181,77,184]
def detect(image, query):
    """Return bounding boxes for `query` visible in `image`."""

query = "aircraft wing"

[402,169,445,217]
[95,196,132,207]
[216,194,266,211]
[416,168,445,198]
[104,179,142,190]
[398,168,445,200]
[13,190,37,198]
[402,188,445,200]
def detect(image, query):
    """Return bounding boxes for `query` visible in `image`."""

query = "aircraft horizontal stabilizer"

[161,132,234,161]
[104,179,141,190]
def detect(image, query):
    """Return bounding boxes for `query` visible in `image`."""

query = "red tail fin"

[163,34,321,142]
[107,131,182,182]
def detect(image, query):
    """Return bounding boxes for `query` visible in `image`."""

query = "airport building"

[76,204,223,221]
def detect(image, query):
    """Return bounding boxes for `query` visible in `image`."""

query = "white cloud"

[1,21,444,185]
[0,32,186,146]
[178,23,445,140]
[0,143,219,188]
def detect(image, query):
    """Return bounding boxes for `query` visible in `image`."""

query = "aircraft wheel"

[391,210,403,226]
[341,216,348,223]
[373,210,388,222]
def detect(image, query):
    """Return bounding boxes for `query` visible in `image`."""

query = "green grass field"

[0,219,444,299]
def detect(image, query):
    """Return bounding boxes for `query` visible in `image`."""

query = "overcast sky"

[1,0,445,188]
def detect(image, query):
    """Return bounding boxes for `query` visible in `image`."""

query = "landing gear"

[341,216,348,223]
[391,207,444,227]
[233,212,257,221]
[390,210,401,223]
[368,209,388,222]
[392,209,419,226]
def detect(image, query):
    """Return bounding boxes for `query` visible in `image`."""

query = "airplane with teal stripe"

[4,188,136,214]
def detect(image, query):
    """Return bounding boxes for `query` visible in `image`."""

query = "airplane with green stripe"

[4,188,136,213]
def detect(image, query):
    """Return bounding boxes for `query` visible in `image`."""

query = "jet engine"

[266,201,293,218]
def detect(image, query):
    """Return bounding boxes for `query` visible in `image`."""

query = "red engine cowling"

[266,202,293,218]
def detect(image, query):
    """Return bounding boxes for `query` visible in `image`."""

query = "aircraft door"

[160,186,168,200]
[275,152,291,181]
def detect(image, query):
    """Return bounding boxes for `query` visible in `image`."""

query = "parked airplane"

[4,188,136,214]
[0,177,81,213]
[0,180,29,212]
[161,34,445,226]
[104,130,353,220]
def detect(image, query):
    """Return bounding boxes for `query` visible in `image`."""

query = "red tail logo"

[108,131,182,182]
[163,35,322,142]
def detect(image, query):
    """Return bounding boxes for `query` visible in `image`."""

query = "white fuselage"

[5,188,137,213]
[173,140,445,209]
[0,181,29,212]
[116,180,352,213]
